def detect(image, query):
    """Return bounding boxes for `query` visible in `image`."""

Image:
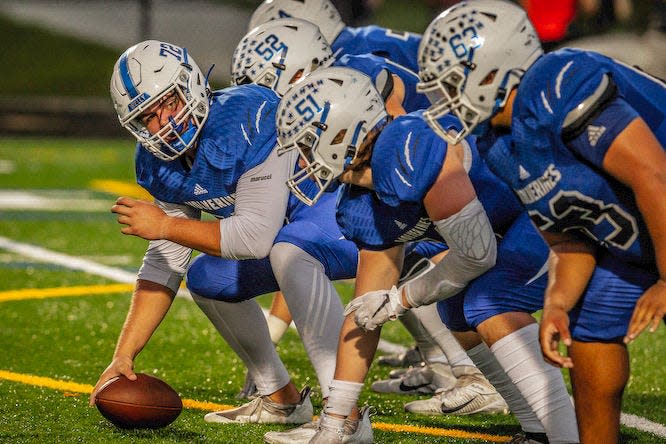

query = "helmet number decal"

[295,94,322,121]
[449,27,480,59]
[159,43,188,62]
[254,34,287,61]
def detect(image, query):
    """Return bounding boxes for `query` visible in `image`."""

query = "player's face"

[139,91,185,137]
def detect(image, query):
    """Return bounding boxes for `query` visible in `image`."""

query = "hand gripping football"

[95,373,182,428]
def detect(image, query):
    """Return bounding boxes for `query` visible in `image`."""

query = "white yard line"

[4,235,665,438]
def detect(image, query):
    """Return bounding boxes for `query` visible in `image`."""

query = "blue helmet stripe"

[119,53,139,99]
[183,47,189,64]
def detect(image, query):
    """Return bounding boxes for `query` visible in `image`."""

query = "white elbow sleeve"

[403,197,497,308]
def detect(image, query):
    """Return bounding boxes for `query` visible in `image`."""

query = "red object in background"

[524,0,577,42]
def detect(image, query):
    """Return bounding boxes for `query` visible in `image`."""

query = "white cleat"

[205,386,313,424]
[264,418,321,444]
[404,374,509,416]
[371,362,456,395]
[309,406,374,444]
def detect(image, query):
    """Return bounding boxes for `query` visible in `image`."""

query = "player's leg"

[269,193,359,400]
[238,290,291,399]
[186,254,312,424]
[464,215,579,443]
[565,253,656,443]
[569,341,628,444]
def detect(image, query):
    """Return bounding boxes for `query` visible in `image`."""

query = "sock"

[324,379,364,418]
[191,292,290,395]
[270,242,345,398]
[467,341,545,434]
[411,304,474,374]
[491,324,579,444]
[267,314,290,345]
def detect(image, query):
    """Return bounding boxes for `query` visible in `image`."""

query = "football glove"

[344,285,407,331]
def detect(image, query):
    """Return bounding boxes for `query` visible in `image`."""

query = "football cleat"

[205,386,313,424]
[404,373,509,416]
[377,346,423,368]
[309,406,374,444]
[371,362,456,395]
[264,417,321,444]
[509,431,549,444]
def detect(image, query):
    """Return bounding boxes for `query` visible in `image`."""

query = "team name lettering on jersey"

[395,217,432,243]
[185,195,236,212]
[515,164,561,204]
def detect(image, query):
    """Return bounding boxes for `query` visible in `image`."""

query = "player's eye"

[140,113,157,126]
[163,93,180,110]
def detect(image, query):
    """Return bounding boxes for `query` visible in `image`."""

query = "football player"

[88,40,359,426]
[248,0,422,73]
[274,67,579,444]
[416,0,666,442]
[231,17,475,414]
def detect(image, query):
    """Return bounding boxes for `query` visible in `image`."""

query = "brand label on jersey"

[587,125,606,147]
[515,164,561,205]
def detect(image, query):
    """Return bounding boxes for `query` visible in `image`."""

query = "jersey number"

[529,190,638,250]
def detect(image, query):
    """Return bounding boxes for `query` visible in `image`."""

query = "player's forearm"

[113,280,176,360]
[633,176,666,280]
[543,240,597,312]
[354,247,404,296]
[161,217,221,256]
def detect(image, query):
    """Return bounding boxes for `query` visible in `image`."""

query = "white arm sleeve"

[403,197,497,308]
[137,199,200,293]
[219,147,297,260]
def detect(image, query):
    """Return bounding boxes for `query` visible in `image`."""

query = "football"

[95,373,182,429]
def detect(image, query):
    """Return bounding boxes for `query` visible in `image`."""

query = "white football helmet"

[417,0,542,144]
[231,18,334,96]
[110,40,210,161]
[276,67,388,206]
[249,0,345,44]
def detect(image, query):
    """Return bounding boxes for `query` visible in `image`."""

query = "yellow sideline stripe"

[0,284,134,302]
[90,179,152,200]
[0,369,511,442]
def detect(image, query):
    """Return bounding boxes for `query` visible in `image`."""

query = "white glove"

[343,285,407,331]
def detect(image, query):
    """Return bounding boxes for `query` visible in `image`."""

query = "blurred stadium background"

[0,1,665,443]
[0,0,664,139]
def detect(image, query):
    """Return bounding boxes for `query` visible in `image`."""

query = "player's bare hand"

[89,356,137,406]
[111,197,170,240]
[624,279,666,344]
[539,305,573,368]
[344,286,406,331]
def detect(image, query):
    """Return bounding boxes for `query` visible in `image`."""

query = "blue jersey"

[483,48,665,269]
[333,25,421,74]
[135,84,280,219]
[337,112,523,250]
[335,53,430,113]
